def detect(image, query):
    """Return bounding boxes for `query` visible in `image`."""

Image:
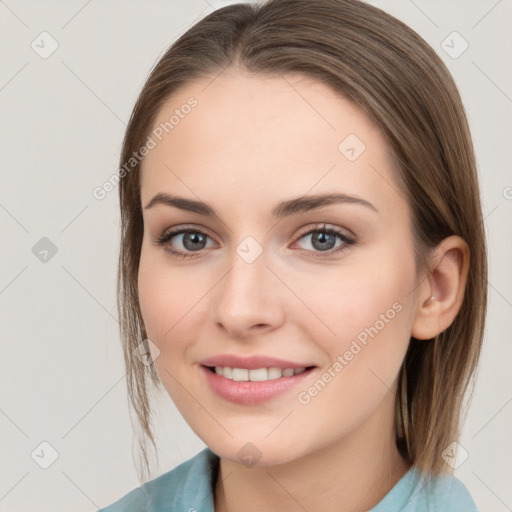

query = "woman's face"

[138,69,421,466]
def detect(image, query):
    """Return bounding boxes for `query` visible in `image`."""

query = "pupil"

[314,232,335,251]
[184,232,206,250]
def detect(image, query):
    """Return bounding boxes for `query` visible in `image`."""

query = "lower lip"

[201,365,315,405]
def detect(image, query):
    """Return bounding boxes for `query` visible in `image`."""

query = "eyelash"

[154,223,357,259]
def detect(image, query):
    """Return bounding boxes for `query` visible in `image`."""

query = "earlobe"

[411,236,470,341]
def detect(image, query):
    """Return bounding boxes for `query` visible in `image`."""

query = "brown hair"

[116,0,487,481]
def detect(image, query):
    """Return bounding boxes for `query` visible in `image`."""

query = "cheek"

[137,250,190,352]
[137,254,194,403]
[293,263,415,435]
[299,247,416,366]
[138,252,168,340]
[137,248,212,373]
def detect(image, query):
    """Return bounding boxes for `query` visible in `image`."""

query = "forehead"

[140,69,404,217]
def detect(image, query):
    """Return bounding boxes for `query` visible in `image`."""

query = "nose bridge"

[212,237,282,334]
[221,238,270,308]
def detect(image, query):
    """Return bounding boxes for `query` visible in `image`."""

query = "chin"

[203,435,309,468]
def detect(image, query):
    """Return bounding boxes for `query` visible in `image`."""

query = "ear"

[411,235,470,340]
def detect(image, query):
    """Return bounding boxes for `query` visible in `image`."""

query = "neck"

[214,392,412,512]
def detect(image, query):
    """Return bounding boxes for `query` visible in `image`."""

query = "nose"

[211,249,285,340]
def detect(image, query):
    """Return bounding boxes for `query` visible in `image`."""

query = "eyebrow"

[144,192,378,219]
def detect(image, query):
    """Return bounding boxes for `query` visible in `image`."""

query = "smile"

[211,366,307,381]
[201,364,316,405]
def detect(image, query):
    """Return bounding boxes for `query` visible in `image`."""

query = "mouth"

[204,365,315,381]
[200,363,317,405]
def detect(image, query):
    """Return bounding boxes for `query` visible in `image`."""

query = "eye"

[154,223,356,259]
[154,226,215,259]
[292,223,356,258]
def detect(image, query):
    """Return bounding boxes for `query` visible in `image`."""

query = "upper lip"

[200,354,315,370]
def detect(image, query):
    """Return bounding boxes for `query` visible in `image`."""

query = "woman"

[99,0,487,510]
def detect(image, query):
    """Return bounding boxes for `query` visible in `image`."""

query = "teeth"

[248,368,268,381]
[232,368,249,381]
[213,366,307,381]
[268,367,282,380]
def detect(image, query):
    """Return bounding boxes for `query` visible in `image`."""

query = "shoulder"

[422,471,479,511]
[405,468,479,512]
[371,466,479,512]
[96,447,219,512]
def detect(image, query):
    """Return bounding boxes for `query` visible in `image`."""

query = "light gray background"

[0,0,511,510]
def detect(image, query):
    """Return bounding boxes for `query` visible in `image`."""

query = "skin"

[137,68,469,512]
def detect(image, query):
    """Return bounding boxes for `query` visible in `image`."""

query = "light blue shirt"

[97,448,479,511]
